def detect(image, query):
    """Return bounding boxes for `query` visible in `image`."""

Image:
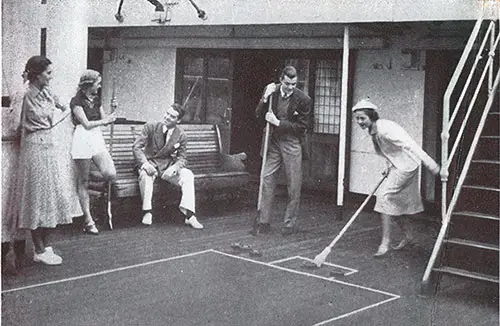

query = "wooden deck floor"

[2,189,498,325]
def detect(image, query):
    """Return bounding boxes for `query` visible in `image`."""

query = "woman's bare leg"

[393,216,414,250]
[93,151,116,182]
[375,213,391,257]
[75,159,94,226]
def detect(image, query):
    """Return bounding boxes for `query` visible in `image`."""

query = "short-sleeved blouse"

[70,91,101,125]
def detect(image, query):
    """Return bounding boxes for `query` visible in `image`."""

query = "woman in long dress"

[2,71,29,273]
[352,98,440,257]
[17,56,82,265]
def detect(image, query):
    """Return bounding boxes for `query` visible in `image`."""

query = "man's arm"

[132,123,153,168]
[275,93,312,135]
[161,131,188,178]
[171,132,188,170]
[255,83,279,123]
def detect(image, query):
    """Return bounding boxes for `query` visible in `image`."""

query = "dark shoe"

[250,223,271,236]
[230,242,252,253]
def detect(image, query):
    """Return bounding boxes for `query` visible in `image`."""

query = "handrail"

[447,32,500,168]
[447,22,495,129]
[445,52,499,221]
[422,16,499,290]
[440,17,484,220]
[422,66,500,287]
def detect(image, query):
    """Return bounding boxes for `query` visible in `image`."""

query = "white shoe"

[34,249,62,265]
[185,216,203,229]
[142,212,152,225]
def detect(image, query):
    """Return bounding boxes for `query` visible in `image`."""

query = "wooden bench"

[89,120,249,226]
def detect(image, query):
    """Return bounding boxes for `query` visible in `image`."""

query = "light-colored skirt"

[374,167,424,216]
[2,140,27,242]
[71,124,107,159]
[17,117,83,230]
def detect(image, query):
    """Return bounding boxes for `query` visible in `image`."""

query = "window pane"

[182,77,204,123]
[178,52,233,124]
[207,57,232,79]
[206,79,231,124]
[183,56,203,77]
[313,59,342,134]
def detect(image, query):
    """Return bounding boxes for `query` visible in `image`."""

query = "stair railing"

[422,17,500,289]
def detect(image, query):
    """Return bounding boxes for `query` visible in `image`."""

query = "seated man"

[132,103,203,229]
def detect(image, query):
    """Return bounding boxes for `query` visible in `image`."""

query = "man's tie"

[165,129,172,145]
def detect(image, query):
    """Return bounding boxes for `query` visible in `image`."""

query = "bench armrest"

[220,152,247,172]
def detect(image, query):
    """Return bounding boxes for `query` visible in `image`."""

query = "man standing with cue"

[252,66,312,236]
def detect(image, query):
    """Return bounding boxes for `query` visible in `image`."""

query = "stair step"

[483,112,499,136]
[456,186,500,216]
[462,185,500,192]
[466,160,499,188]
[475,136,499,161]
[445,238,499,251]
[433,266,499,283]
[453,211,500,221]
[471,159,500,164]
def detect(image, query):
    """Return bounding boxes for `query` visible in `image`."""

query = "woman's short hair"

[78,69,101,90]
[24,56,52,83]
[354,108,379,121]
[171,103,185,120]
[280,66,297,80]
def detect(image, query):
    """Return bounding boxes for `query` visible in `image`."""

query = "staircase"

[433,101,499,285]
[421,18,500,294]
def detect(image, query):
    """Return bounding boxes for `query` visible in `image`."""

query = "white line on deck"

[211,249,400,298]
[312,296,401,326]
[1,249,212,294]
[297,256,358,276]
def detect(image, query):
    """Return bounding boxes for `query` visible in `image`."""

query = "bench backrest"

[99,123,223,179]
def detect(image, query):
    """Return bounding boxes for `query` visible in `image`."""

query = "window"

[313,59,342,134]
[284,57,342,134]
[177,50,232,124]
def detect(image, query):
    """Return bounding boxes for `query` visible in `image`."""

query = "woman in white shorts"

[71,70,117,234]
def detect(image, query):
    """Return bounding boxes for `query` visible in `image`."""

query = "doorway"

[231,49,346,193]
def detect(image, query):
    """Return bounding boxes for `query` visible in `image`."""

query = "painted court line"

[1,249,212,294]
[296,256,358,276]
[312,296,400,326]
[211,249,400,298]
[268,255,302,265]
[211,250,401,325]
[269,256,357,277]
[3,248,400,325]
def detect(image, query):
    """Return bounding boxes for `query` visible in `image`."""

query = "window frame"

[175,49,233,124]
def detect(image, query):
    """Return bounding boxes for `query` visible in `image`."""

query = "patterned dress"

[2,85,27,242]
[16,84,82,230]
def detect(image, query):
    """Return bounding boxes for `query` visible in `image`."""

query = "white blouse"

[371,119,439,173]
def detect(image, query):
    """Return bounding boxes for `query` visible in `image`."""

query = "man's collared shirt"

[280,86,293,99]
[162,125,174,144]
